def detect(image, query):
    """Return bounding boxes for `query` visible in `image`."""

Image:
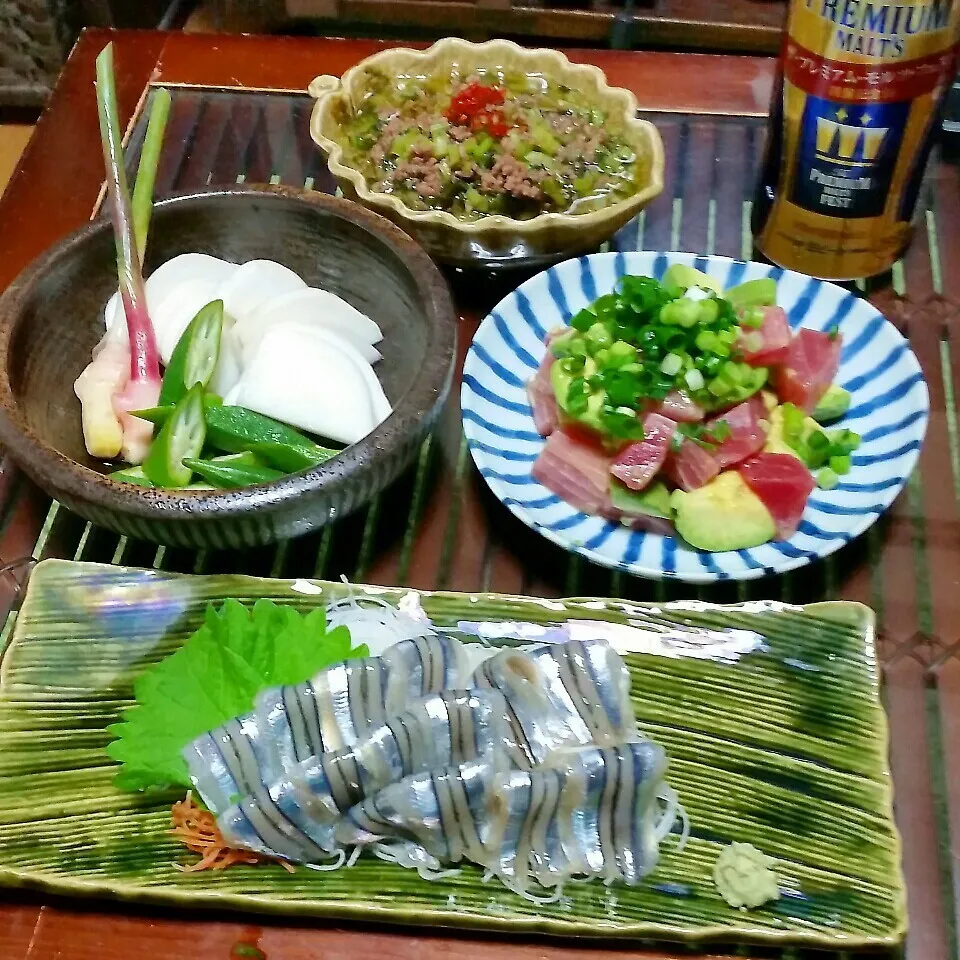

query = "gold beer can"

[753,0,960,280]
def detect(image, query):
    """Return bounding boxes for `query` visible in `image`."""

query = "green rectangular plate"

[0,559,905,948]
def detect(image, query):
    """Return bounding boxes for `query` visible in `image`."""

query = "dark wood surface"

[212,0,788,55]
[0,27,956,960]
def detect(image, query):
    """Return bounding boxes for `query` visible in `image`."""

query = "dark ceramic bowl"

[0,186,457,548]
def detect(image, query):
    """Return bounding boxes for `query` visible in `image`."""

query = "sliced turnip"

[150,278,222,365]
[216,260,306,325]
[232,287,383,365]
[230,325,380,445]
[209,329,243,399]
[104,254,238,340]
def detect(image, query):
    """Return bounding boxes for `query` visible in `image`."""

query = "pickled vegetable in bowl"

[335,69,642,221]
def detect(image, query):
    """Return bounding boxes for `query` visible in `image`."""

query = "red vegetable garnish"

[446,81,508,133]
[470,109,509,138]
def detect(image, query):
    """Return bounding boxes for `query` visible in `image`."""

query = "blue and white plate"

[461,252,929,582]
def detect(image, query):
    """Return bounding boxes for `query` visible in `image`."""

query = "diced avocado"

[703,366,768,411]
[764,405,820,461]
[550,358,606,432]
[672,472,776,552]
[811,384,851,424]
[662,263,724,296]
[759,390,779,415]
[724,277,778,309]
[609,479,673,520]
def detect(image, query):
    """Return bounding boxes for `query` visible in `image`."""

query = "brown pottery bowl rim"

[0,185,456,521]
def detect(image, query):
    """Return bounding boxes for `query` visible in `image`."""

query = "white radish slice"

[209,329,243,398]
[216,260,306,326]
[103,254,238,338]
[237,315,381,368]
[289,325,392,424]
[146,253,238,301]
[233,287,384,365]
[150,278,222,366]
[231,325,378,445]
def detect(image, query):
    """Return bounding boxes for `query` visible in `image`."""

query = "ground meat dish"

[335,68,642,221]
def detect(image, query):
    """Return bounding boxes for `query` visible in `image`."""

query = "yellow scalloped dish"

[310,39,665,266]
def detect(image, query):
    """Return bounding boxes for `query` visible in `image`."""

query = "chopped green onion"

[698,298,720,325]
[685,368,705,391]
[817,468,839,490]
[660,353,684,376]
[740,306,766,329]
[829,454,852,474]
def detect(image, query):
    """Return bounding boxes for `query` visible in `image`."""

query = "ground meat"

[558,133,602,165]
[449,125,471,141]
[377,105,399,122]
[379,115,409,141]
[393,154,442,198]
[480,154,543,200]
[370,143,385,164]
[415,112,439,130]
[547,112,578,136]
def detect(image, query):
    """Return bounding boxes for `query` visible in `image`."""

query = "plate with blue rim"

[461,251,928,583]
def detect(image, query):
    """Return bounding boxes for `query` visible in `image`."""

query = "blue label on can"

[790,94,911,218]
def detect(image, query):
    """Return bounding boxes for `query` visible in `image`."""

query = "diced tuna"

[739,452,816,539]
[527,353,558,437]
[739,306,792,367]
[665,437,720,492]
[651,390,705,423]
[532,427,614,515]
[609,413,677,492]
[775,327,843,413]
[707,396,767,470]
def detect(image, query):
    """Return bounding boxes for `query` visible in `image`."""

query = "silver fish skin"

[549,740,668,885]
[216,689,513,862]
[183,636,471,813]
[330,741,672,892]
[472,639,636,762]
[334,756,509,866]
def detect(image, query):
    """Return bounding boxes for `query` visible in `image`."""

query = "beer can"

[752,0,960,280]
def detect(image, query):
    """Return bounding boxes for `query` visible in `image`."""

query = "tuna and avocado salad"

[335,69,643,220]
[526,267,861,552]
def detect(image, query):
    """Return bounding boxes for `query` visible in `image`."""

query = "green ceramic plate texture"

[0,560,905,948]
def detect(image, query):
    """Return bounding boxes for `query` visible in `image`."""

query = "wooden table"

[0,27,957,960]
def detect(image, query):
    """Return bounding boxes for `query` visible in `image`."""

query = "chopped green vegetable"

[184,454,285,489]
[109,465,153,486]
[142,383,207,488]
[817,467,840,489]
[609,479,673,520]
[829,453,852,474]
[131,393,222,427]
[713,842,780,910]
[204,404,338,473]
[106,599,366,792]
[158,299,224,407]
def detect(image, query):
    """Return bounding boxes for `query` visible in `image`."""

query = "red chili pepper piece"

[445,81,506,128]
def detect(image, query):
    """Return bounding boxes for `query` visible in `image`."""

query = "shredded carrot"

[170,792,295,873]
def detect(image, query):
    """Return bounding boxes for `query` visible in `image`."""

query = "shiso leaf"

[106,598,366,792]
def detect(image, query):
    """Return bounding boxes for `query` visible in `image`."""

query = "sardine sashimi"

[216,690,515,860]
[473,639,636,755]
[334,757,508,872]
[333,741,679,894]
[184,636,471,813]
